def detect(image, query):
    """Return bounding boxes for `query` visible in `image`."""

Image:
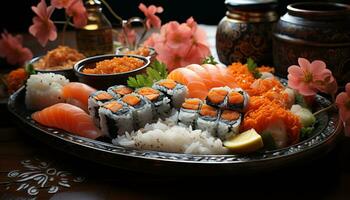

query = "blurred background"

[1,0,349,33]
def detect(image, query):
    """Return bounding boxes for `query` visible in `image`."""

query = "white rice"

[113,119,228,155]
[25,73,69,110]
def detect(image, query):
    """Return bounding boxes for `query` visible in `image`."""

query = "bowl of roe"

[74,54,150,90]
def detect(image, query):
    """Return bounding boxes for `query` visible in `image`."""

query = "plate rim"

[8,86,343,165]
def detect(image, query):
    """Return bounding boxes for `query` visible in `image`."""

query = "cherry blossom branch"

[61,15,70,46]
[100,0,123,23]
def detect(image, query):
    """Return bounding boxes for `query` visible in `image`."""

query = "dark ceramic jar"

[216,0,278,65]
[273,2,350,86]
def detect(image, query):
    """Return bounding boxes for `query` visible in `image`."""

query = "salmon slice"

[62,82,97,112]
[32,103,102,139]
[185,64,212,88]
[201,64,230,88]
[168,68,208,99]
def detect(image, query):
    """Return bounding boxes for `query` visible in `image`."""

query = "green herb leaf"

[300,126,315,140]
[127,59,169,88]
[246,57,262,79]
[25,63,36,75]
[202,56,218,65]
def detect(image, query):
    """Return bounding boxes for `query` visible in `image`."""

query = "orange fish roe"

[94,92,113,101]
[257,66,275,73]
[243,96,301,144]
[114,86,133,96]
[122,94,141,106]
[221,110,240,121]
[200,104,218,117]
[158,79,177,89]
[6,68,28,94]
[182,98,202,110]
[207,89,228,104]
[104,101,123,113]
[83,56,144,74]
[226,62,255,91]
[228,91,244,104]
[137,87,160,101]
[124,46,151,57]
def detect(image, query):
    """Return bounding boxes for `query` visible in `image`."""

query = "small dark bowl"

[115,46,157,62]
[29,56,78,81]
[74,54,150,90]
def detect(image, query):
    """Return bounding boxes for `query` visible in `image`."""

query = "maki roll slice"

[217,110,242,140]
[107,85,134,99]
[99,100,133,138]
[178,98,203,127]
[206,87,230,108]
[88,91,115,127]
[227,88,249,112]
[121,93,153,129]
[152,79,188,109]
[196,104,219,135]
[135,87,171,120]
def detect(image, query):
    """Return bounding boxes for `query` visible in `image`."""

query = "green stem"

[100,0,123,23]
[313,103,336,116]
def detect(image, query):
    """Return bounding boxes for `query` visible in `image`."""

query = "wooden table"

[2,27,350,200]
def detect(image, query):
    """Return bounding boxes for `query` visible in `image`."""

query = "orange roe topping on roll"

[104,101,123,113]
[158,79,177,89]
[114,86,133,96]
[199,104,217,117]
[122,94,141,106]
[182,98,202,110]
[137,87,160,101]
[228,91,244,104]
[94,92,113,101]
[207,89,228,104]
[221,110,240,121]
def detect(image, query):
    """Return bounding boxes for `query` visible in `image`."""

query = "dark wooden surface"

[2,29,350,200]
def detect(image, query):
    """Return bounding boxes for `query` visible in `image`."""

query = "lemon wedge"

[223,129,264,153]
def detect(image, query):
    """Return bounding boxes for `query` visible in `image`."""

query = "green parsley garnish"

[202,56,218,65]
[127,60,168,88]
[246,57,262,79]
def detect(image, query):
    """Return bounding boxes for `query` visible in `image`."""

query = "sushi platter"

[8,78,342,175]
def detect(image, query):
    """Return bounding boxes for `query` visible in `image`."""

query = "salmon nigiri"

[32,103,102,139]
[168,68,208,99]
[62,82,97,112]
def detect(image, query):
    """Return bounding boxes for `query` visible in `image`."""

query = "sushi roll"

[196,104,219,135]
[135,87,171,120]
[99,100,133,138]
[121,93,153,129]
[226,88,249,111]
[205,87,230,108]
[217,110,242,140]
[152,79,188,109]
[107,85,134,99]
[178,98,203,127]
[88,91,115,127]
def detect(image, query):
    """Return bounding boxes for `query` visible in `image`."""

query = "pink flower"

[66,0,88,28]
[29,0,57,47]
[165,21,192,49]
[143,17,210,71]
[336,83,350,123]
[51,0,71,9]
[138,3,163,29]
[287,58,335,96]
[0,32,33,66]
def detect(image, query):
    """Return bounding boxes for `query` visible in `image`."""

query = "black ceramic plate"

[8,87,342,175]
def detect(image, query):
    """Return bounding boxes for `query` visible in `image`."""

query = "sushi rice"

[113,119,228,155]
[25,73,69,110]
